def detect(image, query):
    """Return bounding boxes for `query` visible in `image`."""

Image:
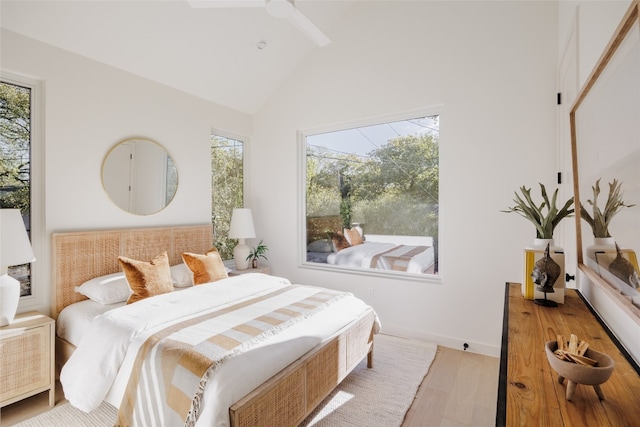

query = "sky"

[306,115,439,157]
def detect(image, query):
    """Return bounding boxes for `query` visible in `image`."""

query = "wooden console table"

[497,283,640,426]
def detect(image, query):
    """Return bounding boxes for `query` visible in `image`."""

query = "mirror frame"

[570,0,640,319]
[102,137,178,216]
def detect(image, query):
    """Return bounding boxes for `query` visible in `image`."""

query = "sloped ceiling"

[0,0,355,114]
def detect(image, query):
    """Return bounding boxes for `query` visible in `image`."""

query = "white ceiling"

[0,0,355,114]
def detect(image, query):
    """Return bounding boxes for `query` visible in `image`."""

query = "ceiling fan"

[187,0,331,47]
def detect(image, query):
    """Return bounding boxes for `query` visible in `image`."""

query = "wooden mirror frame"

[102,137,178,216]
[570,0,640,320]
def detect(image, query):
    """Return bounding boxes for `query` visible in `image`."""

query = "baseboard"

[379,325,501,358]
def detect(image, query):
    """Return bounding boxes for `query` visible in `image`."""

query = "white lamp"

[1,209,36,327]
[228,208,256,270]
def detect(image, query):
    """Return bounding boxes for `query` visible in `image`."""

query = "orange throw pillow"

[182,248,228,285]
[118,251,173,304]
[331,231,351,252]
[345,227,364,246]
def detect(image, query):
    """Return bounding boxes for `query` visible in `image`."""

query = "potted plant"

[580,178,635,242]
[503,183,574,303]
[246,239,268,268]
[502,183,575,241]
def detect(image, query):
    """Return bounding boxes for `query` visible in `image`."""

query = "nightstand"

[229,266,270,276]
[0,311,55,408]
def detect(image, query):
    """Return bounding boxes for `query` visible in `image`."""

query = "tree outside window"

[0,81,32,295]
[211,134,244,260]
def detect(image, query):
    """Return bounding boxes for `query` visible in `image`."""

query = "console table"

[497,282,640,426]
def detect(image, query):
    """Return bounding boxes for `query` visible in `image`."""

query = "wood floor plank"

[2,346,500,427]
[442,351,484,425]
[421,346,463,392]
[476,354,500,410]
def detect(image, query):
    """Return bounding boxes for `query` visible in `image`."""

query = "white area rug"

[15,334,437,427]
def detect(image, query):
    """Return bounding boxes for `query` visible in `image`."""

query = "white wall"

[251,1,559,356]
[1,29,252,315]
[2,1,563,356]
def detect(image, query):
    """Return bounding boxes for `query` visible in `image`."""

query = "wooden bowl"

[545,341,615,400]
[545,341,614,384]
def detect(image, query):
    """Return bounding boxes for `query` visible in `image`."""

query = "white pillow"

[171,263,193,288]
[307,239,333,253]
[75,272,132,305]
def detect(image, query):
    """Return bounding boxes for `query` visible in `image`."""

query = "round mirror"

[102,138,178,215]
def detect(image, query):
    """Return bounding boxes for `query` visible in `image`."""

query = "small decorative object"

[580,178,635,239]
[246,239,269,269]
[608,243,640,289]
[545,334,615,401]
[503,184,573,303]
[531,244,561,307]
[0,209,36,326]
[228,208,256,270]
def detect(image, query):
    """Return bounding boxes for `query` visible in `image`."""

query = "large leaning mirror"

[571,1,640,316]
[102,138,178,215]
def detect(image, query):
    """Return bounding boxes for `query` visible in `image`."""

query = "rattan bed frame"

[51,224,375,427]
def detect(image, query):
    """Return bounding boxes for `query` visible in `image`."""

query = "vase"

[252,259,258,269]
[585,237,616,265]
[523,238,565,305]
[0,274,21,326]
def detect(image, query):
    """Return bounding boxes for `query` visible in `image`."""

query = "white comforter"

[60,273,379,427]
[327,241,434,273]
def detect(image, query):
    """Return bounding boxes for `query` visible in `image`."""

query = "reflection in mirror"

[302,113,439,277]
[571,2,640,310]
[102,138,178,215]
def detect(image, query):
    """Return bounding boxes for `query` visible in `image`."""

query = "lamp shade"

[1,209,36,273]
[228,208,256,239]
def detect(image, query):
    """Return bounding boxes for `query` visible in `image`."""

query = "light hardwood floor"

[0,346,500,426]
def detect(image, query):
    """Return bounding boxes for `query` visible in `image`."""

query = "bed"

[51,224,379,427]
[327,241,435,274]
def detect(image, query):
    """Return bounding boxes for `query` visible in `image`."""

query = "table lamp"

[228,208,256,270]
[1,209,36,326]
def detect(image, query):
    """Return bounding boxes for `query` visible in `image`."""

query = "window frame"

[297,107,443,284]
[1,70,46,309]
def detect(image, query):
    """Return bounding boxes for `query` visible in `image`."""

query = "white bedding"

[57,299,125,346]
[60,273,379,427]
[327,241,435,273]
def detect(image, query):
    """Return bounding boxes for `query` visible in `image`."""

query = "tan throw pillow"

[182,248,228,285]
[331,231,351,252]
[345,227,364,246]
[118,251,173,304]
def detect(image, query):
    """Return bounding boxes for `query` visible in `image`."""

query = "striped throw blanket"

[370,245,428,271]
[115,285,349,427]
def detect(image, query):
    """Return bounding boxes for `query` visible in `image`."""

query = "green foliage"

[306,133,439,237]
[580,178,635,238]
[0,82,31,211]
[246,239,269,262]
[354,193,437,236]
[211,136,244,260]
[502,184,574,239]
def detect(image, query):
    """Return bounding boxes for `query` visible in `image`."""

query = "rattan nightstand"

[0,311,55,408]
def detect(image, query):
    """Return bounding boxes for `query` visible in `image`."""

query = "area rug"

[15,334,437,427]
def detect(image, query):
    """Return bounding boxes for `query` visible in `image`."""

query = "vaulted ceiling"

[0,0,356,114]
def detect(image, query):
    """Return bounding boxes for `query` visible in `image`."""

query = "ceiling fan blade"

[187,0,264,9]
[288,6,331,47]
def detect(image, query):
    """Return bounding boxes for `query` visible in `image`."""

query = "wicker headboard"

[51,224,213,318]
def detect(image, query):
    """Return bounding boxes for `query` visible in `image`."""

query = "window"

[0,80,33,296]
[211,133,245,260]
[303,112,439,277]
